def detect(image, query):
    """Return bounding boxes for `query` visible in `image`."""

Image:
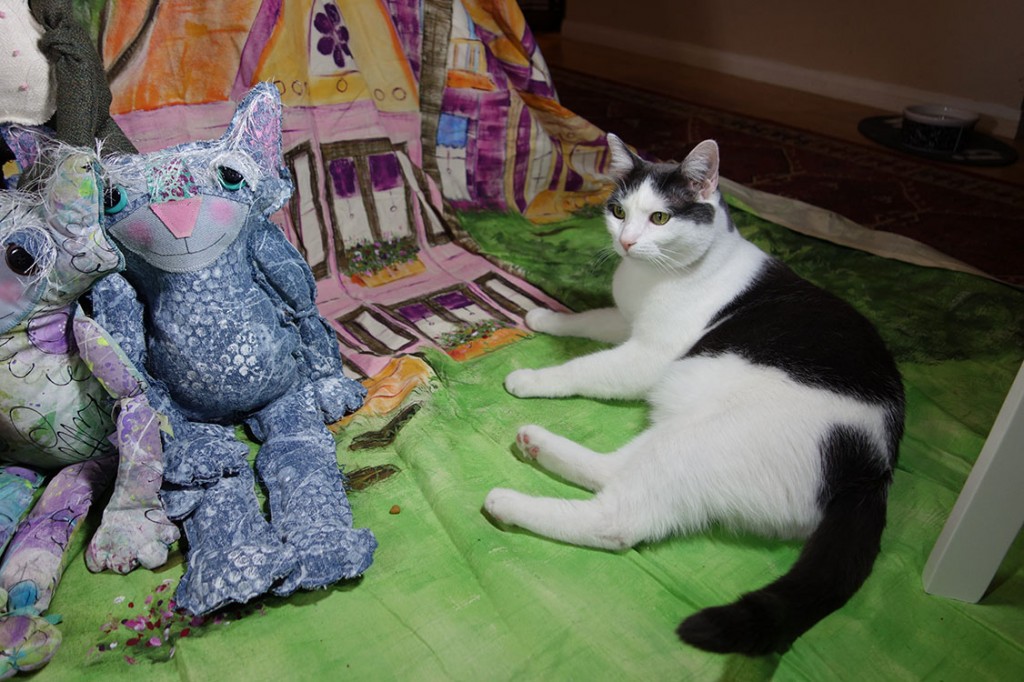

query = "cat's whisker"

[590,247,618,269]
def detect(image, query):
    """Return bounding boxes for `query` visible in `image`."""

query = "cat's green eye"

[608,203,625,219]
[650,211,670,225]
[103,185,127,215]
[217,166,246,191]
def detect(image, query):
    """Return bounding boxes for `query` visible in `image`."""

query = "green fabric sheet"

[37,207,1024,680]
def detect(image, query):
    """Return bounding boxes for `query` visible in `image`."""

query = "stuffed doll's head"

[1,147,121,334]
[100,83,292,274]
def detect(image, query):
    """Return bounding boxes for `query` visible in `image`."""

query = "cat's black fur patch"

[687,257,905,452]
[678,424,893,655]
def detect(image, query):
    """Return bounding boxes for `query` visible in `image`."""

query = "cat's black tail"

[677,427,894,656]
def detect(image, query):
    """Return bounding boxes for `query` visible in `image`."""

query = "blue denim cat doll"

[90,83,376,615]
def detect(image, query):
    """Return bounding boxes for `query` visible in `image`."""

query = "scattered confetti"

[90,580,267,665]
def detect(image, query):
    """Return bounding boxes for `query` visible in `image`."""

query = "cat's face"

[1,152,121,333]
[101,83,292,274]
[604,135,723,270]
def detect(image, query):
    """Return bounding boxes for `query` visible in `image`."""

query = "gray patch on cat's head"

[605,138,728,227]
[607,154,716,225]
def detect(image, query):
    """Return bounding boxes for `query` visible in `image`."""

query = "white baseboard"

[561,20,1020,139]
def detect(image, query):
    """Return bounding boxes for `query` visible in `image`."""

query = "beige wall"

[564,0,1023,135]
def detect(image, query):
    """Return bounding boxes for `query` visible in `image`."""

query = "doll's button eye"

[104,185,127,215]
[5,243,38,277]
[217,166,245,191]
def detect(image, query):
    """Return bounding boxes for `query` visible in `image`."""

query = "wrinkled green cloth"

[33,208,1024,680]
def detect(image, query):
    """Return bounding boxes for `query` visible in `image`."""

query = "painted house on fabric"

[91,0,609,378]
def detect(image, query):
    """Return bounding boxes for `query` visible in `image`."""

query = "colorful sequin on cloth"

[89,579,267,665]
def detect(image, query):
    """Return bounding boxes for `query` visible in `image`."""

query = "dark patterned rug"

[550,68,1024,285]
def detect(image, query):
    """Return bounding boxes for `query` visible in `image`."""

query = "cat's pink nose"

[151,198,202,239]
[620,238,636,252]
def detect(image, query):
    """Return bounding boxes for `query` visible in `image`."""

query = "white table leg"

[923,360,1024,602]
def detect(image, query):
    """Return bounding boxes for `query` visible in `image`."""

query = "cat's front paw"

[504,368,556,398]
[514,424,546,461]
[483,488,529,526]
[524,308,560,334]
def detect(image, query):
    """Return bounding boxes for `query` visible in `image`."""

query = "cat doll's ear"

[221,82,293,214]
[681,139,720,200]
[605,133,639,179]
[0,124,55,188]
[222,82,287,180]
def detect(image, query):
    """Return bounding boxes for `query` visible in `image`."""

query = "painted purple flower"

[314,3,352,68]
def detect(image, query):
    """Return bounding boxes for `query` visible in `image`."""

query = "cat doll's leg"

[526,307,629,344]
[0,457,115,614]
[513,425,623,492]
[161,423,297,616]
[250,386,377,595]
[0,468,46,557]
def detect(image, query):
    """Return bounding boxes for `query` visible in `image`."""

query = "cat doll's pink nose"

[151,198,202,239]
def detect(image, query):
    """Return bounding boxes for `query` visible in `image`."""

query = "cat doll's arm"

[525,307,629,344]
[77,275,181,573]
[248,221,366,422]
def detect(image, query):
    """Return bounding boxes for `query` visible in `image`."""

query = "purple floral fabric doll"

[0,142,177,676]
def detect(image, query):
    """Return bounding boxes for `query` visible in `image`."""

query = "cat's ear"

[605,133,638,179]
[681,140,720,200]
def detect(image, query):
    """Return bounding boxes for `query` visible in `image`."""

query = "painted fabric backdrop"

[71,0,609,378]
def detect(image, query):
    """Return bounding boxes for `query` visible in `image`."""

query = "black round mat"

[858,115,1018,167]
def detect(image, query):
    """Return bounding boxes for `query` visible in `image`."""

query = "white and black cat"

[484,135,905,656]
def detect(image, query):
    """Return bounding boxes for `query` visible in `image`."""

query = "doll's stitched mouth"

[143,232,229,258]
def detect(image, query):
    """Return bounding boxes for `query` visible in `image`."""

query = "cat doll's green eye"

[103,185,127,215]
[217,166,246,191]
[609,203,625,219]
[650,211,670,225]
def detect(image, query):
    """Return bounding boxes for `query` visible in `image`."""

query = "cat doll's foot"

[85,507,180,574]
[0,612,62,678]
[175,539,297,616]
[172,471,297,615]
[273,524,377,596]
[263,456,377,595]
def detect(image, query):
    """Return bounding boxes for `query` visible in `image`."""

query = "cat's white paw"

[524,308,560,333]
[484,488,527,525]
[514,424,547,461]
[505,368,536,397]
